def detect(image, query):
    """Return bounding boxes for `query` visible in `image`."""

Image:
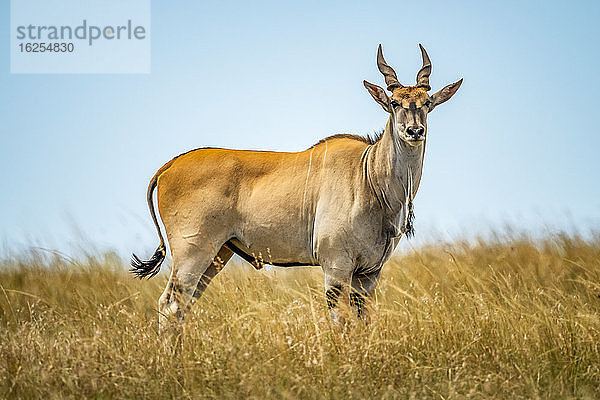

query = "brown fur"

[131,44,462,330]
[391,86,430,109]
[310,132,383,148]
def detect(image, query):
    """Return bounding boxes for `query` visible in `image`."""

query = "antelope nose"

[407,126,424,139]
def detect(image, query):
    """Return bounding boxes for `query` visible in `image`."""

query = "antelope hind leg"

[158,238,224,335]
[193,245,234,300]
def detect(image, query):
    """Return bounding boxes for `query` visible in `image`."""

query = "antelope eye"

[390,100,400,108]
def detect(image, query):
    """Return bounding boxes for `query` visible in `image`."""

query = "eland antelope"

[132,44,462,328]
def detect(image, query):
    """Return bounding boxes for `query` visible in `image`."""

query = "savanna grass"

[1,233,599,399]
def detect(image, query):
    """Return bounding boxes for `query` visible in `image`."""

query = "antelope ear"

[363,80,390,112]
[430,78,463,111]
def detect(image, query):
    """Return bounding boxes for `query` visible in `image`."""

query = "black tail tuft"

[130,245,166,279]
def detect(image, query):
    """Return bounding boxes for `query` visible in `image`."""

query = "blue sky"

[1,0,599,257]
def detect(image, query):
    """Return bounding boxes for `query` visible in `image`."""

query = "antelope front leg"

[322,261,353,324]
[350,270,381,322]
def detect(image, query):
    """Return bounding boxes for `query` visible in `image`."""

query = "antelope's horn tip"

[419,43,431,67]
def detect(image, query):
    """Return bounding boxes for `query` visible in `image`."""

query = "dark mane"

[310,130,384,148]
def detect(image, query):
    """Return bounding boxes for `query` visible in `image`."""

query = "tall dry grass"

[1,233,599,399]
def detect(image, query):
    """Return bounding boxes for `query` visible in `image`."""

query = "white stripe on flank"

[303,148,314,206]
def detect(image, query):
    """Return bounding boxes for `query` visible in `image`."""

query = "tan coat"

[131,44,461,326]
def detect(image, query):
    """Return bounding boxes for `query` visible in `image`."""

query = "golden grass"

[1,233,599,399]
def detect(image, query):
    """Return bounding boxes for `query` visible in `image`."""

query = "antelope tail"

[130,174,166,279]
